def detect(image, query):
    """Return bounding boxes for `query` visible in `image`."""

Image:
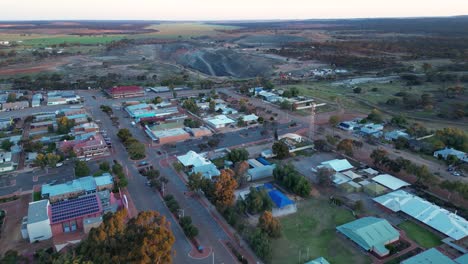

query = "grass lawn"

[144,22,240,38]
[271,198,371,264]
[398,221,442,249]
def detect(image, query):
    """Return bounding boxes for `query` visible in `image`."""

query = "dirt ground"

[0,195,52,256]
[0,57,73,76]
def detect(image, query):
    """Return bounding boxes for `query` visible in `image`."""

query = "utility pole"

[308,104,316,141]
[212,250,215,264]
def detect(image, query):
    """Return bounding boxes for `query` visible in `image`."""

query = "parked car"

[56,162,64,167]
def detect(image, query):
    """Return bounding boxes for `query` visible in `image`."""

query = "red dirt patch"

[0,58,71,75]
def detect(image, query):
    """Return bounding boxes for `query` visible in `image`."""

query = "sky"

[2,0,467,20]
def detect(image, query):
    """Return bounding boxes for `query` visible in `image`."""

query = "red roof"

[108,86,143,94]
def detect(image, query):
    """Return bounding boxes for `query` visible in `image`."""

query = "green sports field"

[397,221,442,249]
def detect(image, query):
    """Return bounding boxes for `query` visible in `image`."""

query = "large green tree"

[272,141,290,159]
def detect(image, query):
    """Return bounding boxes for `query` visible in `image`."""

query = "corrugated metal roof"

[319,159,354,172]
[372,174,410,190]
[27,200,49,224]
[374,190,468,240]
[336,217,399,253]
[268,190,294,208]
[402,248,456,264]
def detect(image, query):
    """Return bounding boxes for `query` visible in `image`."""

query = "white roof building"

[342,170,363,180]
[374,190,468,240]
[279,133,302,143]
[385,130,410,141]
[177,151,211,167]
[372,174,410,190]
[204,115,236,129]
[241,114,259,122]
[318,159,354,172]
[26,200,52,243]
[362,167,379,176]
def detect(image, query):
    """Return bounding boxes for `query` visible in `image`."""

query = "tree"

[272,141,290,159]
[245,187,273,214]
[153,96,162,104]
[258,211,281,238]
[57,116,75,134]
[6,93,16,103]
[76,210,175,264]
[422,62,432,73]
[45,153,60,168]
[35,153,48,169]
[279,100,292,110]
[390,115,407,127]
[187,172,203,193]
[249,229,272,262]
[227,148,249,163]
[370,148,389,166]
[0,139,13,151]
[75,160,90,177]
[233,161,249,186]
[209,100,216,113]
[237,117,246,127]
[117,128,132,142]
[317,167,334,187]
[182,98,200,114]
[353,87,362,94]
[329,115,340,127]
[337,139,354,156]
[99,161,110,172]
[128,141,146,160]
[214,169,238,209]
[183,118,201,128]
[1,250,27,263]
[273,164,310,197]
[367,109,384,123]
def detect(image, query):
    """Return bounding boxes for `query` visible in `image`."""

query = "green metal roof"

[402,248,456,264]
[336,216,399,252]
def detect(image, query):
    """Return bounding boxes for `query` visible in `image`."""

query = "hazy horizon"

[2,0,467,21]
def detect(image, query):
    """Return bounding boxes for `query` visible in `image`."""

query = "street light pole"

[212,250,214,264]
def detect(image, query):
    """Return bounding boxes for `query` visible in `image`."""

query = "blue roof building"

[192,163,221,180]
[268,190,294,208]
[42,174,113,202]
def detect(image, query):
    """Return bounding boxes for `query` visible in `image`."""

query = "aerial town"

[0,12,467,264]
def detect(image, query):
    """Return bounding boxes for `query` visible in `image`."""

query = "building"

[338,121,359,131]
[47,91,80,105]
[434,147,468,163]
[71,122,100,135]
[360,123,384,137]
[26,200,52,243]
[204,115,236,129]
[72,134,108,158]
[0,162,14,173]
[372,174,410,191]
[279,133,303,143]
[0,151,12,163]
[305,257,330,264]
[247,164,276,181]
[0,117,12,129]
[32,93,43,107]
[41,174,113,203]
[374,190,468,240]
[336,217,400,257]
[1,100,29,110]
[258,91,283,102]
[149,128,191,144]
[401,248,456,264]
[192,163,221,179]
[240,114,259,123]
[107,86,144,99]
[363,182,388,196]
[317,159,354,172]
[384,130,410,141]
[125,103,179,121]
[49,194,103,236]
[186,126,212,138]
[177,150,220,179]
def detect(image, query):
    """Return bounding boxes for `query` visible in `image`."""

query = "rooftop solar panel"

[50,194,101,224]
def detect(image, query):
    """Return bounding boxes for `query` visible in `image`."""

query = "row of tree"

[117,128,146,160]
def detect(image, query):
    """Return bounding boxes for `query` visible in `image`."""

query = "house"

[192,163,220,179]
[258,91,282,102]
[279,133,303,143]
[26,200,52,243]
[241,114,259,123]
[107,86,144,99]
[177,151,220,179]
[41,174,113,203]
[2,101,29,110]
[434,147,468,163]
[374,190,468,240]
[47,91,80,105]
[0,117,12,129]
[360,123,384,137]
[317,159,354,172]
[384,130,410,141]
[336,217,400,257]
[247,164,276,181]
[372,174,410,191]
[401,248,456,264]
[261,149,276,158]
[204,115,236,129]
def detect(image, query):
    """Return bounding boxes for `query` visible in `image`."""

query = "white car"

[56,162,64,167]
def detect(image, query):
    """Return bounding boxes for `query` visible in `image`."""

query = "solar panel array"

[51,194,101,224]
